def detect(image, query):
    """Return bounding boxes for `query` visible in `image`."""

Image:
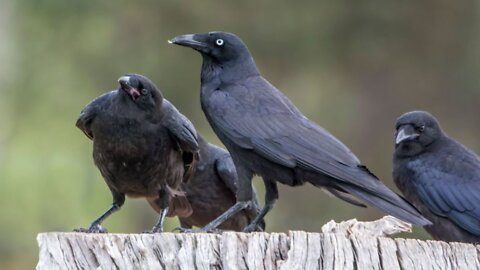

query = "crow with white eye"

[170,31,430,232]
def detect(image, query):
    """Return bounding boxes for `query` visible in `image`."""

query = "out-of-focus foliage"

[1,0,479,268]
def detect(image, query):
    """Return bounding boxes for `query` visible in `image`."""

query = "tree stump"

[37,217,480,270]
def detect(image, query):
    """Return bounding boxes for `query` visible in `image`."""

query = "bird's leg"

[75,192,125,233]
[243,179,278,232]
[176,201,251,233]
[177,166,254,233]
[148,189,169,233]
[203,201,251,231]
[198,166,253,232]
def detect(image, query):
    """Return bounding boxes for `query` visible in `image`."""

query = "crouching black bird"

[393,111,480,243]
[169,31,430,232]
[149,135,265,231]
[76,73,199,233]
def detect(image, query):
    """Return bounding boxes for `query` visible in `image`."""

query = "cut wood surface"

[37,217,480,270]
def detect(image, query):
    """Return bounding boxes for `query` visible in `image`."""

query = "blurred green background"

[1,0,479,268]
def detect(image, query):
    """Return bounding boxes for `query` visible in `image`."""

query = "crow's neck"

[200,55,259,86]
[114,91,163,121]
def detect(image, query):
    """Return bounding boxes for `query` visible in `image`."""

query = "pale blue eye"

[216,39,224,46]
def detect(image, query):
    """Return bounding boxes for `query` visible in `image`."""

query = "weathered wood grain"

[37,218,480,270]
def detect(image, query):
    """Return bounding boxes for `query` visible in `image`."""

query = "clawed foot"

[143,226,163,234]
[74,224,108,233]
[173,227,198,233]
[243,223,262,233]
[173,227,223,234]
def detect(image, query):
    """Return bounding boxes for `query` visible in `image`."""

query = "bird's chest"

[202,82,246,109]
[395,158,433,194]
[91,114,170,183]
[394,159,417,185]
[94,116,161,154]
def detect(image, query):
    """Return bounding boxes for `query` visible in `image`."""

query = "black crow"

[76,73,199,233]
[169,31,430,232]
[393,111,480,243]
[150,135,265,231]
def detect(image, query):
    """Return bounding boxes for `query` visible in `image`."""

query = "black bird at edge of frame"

[393,111,480,244]
[75,73,199,233]
[169,31,431,232]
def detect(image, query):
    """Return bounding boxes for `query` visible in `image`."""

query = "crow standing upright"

[76,74,199,233]
[393,111,480,243]
[149,135,265,231]
[169,31,430,232]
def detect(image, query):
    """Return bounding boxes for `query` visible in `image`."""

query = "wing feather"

[75,91,116,140]
[207,80,386,190]
[203,76,429,225]
[163,100,199,153]
[412,159,480,235]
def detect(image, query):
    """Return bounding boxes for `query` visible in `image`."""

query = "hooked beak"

[395,125,420,145]
[168,34,210,52]
[118,76,140,101]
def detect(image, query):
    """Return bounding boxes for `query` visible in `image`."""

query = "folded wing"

[413,157,480,235]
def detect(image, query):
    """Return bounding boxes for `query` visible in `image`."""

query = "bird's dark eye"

[416,125,425,132]
[141,89,148,95]
[215,39,224,46]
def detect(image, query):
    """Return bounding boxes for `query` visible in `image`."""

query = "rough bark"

[37,217,480,270]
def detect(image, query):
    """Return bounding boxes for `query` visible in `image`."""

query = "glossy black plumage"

[393,111,480,243]
[170,31,430,231]
[76,73,199,233]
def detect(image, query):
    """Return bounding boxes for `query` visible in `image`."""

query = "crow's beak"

[118,76,140,101]
[395,125,419,145]
[118,76,130,87]
[168,34,210,52]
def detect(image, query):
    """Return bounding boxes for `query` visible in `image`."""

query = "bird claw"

[143,226,164,234]
[173,227,223,234]
[173,227,197,233]
[142,231,162,234]
[74,224,108,233]
[243,224,260,233]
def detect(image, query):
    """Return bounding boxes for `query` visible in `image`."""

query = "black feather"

[394,111,480,243]
[172,31,430,231]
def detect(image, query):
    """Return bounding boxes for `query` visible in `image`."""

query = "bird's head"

[169,31,254,65]
[394,111,443,157]
[118,74,163,108]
